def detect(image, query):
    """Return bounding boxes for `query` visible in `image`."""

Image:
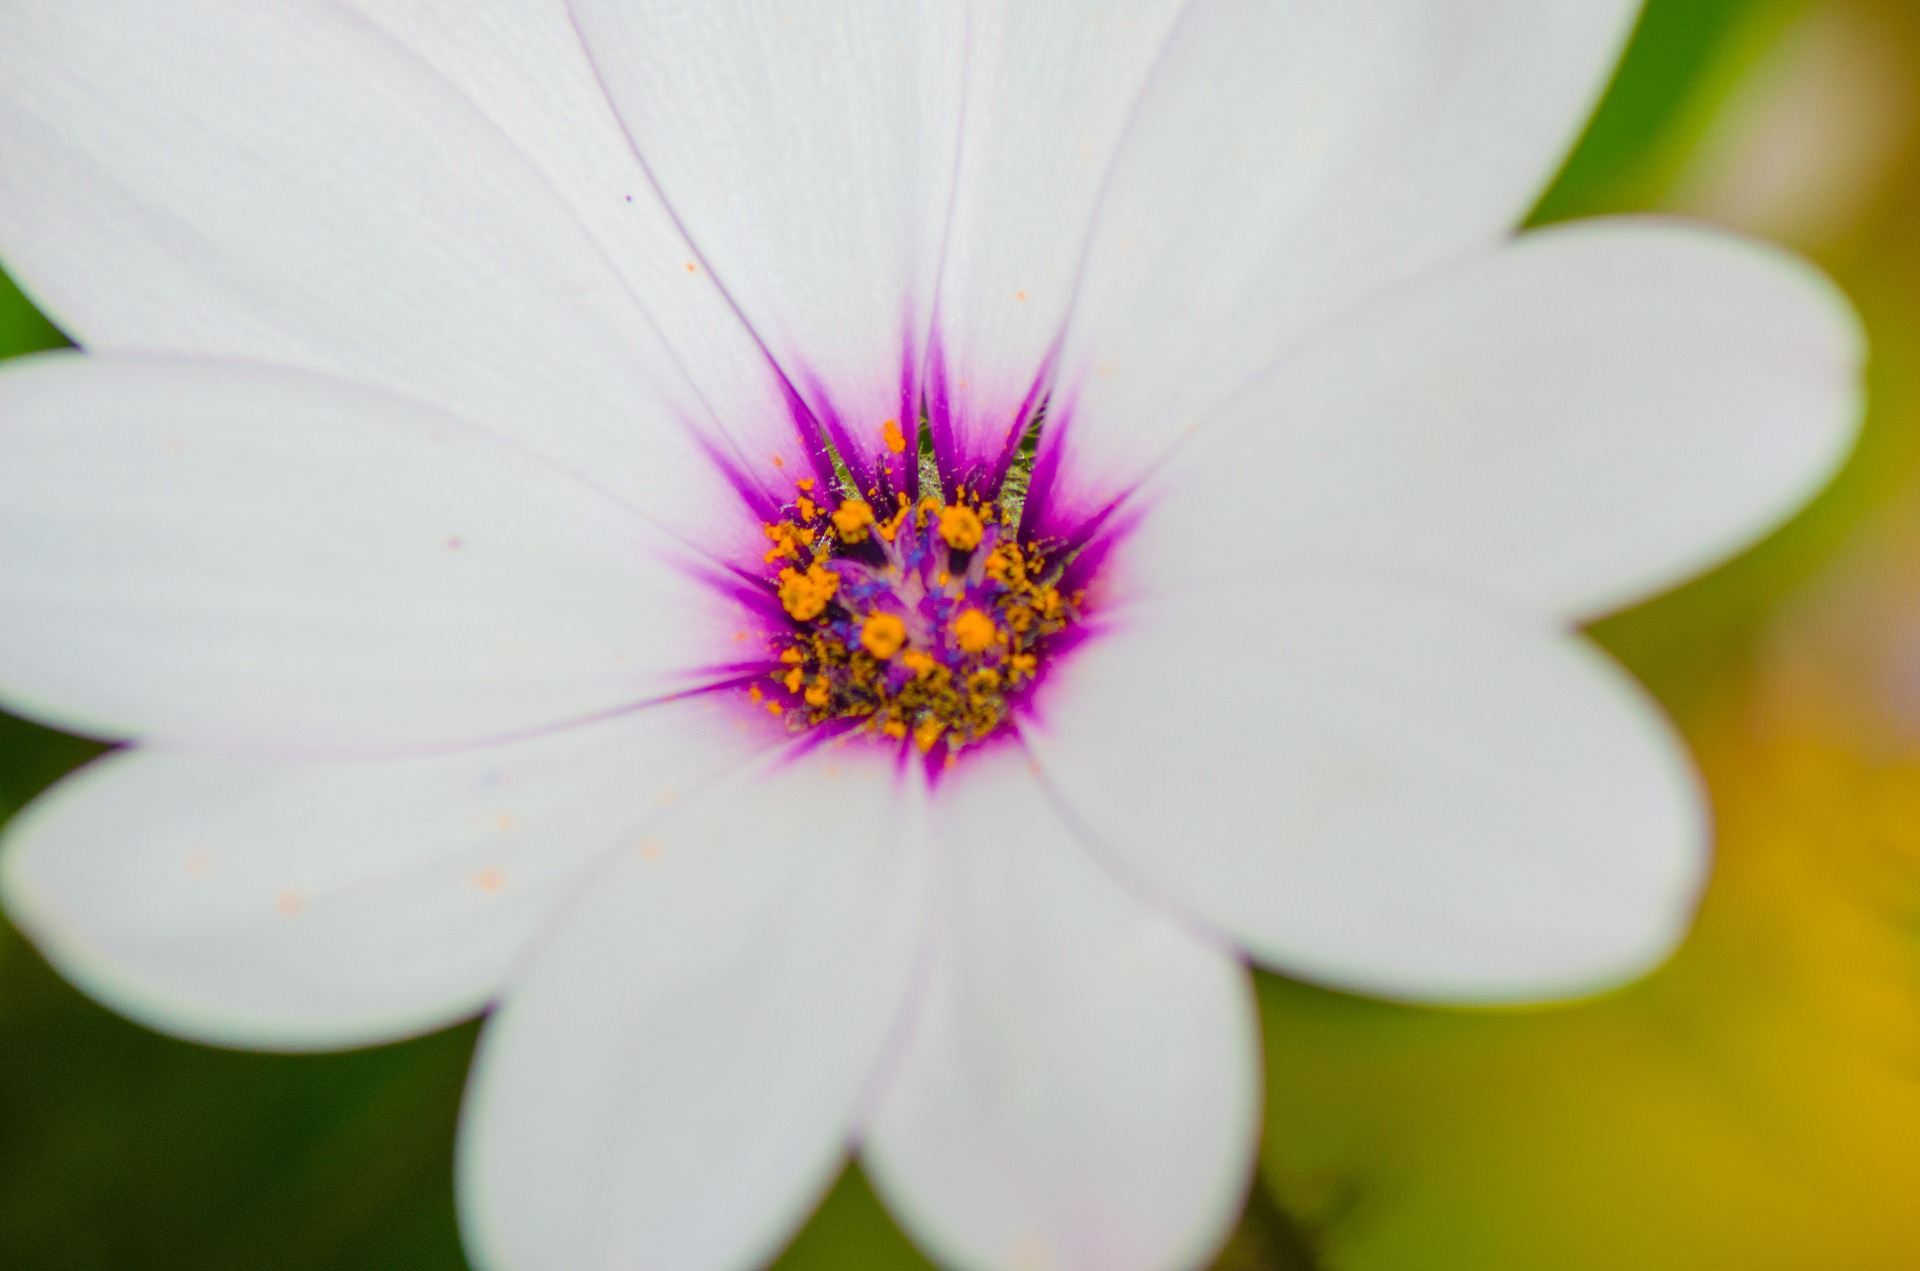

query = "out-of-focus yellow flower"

[1257,698,1920,1270]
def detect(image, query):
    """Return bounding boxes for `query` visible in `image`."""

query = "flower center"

[748,471,1083,761]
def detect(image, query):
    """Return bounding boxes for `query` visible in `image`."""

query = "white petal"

[570,0,966,492]
[0,357,746,751]
[0,0,755,526]
[927,0,1188,482]
[460,752,929,1271]
[333,0,798,489]
[0,701,756,1051]
[1026,574,1709,1003]
[1127,222,1866,619]
[864,751,1258,1271]
[1040,0,1639,515]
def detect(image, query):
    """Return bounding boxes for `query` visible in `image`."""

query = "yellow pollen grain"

[796,495,817,521]
[778,564,839,621]
[882,419,907,453]
[276,889,307,916]
[914,719,945,753]
[779,647,805,664]
[985,546,1024,585]
[475,867,506,893]
[861,611,908,659]
[766,700,785,717]
[783,667,805,694]
[804,676,831,708]
[952,609,999,653]
[763,520,808,563]
[882,718,909,740]
[1008,653,1038,683]
[797,477,815,492]
[901,649,941,680]
[833,499,876,544]
[939,504,985,550]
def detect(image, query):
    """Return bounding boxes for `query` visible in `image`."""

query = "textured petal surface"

[1040,0,1639,517]
[0,701,755,1051]
[461,752,929,1271]
[0,357,740,752]
[927,0,1187,481]
[0,0,748,525]
[1026,575,1708,1003]
[570,0,965,492]
[864,751,1258,1271]
[1127,222,1866,619]
[333,0,795,480]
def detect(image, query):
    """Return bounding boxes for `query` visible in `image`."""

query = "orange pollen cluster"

[753,468,1083,759]
[776,563,838,621]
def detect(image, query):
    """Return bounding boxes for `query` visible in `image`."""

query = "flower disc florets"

[749,470,1082,762]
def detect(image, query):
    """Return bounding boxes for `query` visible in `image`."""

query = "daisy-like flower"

[0,2,1863,1270]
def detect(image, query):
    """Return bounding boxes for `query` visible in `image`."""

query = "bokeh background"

[6,1,1920,1266]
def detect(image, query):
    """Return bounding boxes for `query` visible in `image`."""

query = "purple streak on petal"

[767,373,844,496]
[1018,392,1076,541]
[890,321,924,503]
[925,336,960,486]
[981,352,1056,496]
[797,369,877,495]
[1057,498,1144,601]
[698,436,786,525]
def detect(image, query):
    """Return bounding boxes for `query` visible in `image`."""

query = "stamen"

[952,608,998,653]
[747,425,1085,762]
[939,504,985,551]
[862,611,908,658]
[777,564,838,621]
[833,498,876,543]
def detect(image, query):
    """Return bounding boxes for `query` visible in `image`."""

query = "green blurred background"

[7,1,1920,1266]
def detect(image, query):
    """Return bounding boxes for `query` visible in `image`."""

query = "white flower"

[0,2,1862,1270]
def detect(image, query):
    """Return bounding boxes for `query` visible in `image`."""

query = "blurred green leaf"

[770,1166,935,1271]
[1533,0,1798,224]
[0,267,65,358]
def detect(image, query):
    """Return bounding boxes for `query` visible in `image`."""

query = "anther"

[861,612,908,659]
[951,608,999,653]
[778,564,838,621]
[833,499,876,544]
[939,504,985,550]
